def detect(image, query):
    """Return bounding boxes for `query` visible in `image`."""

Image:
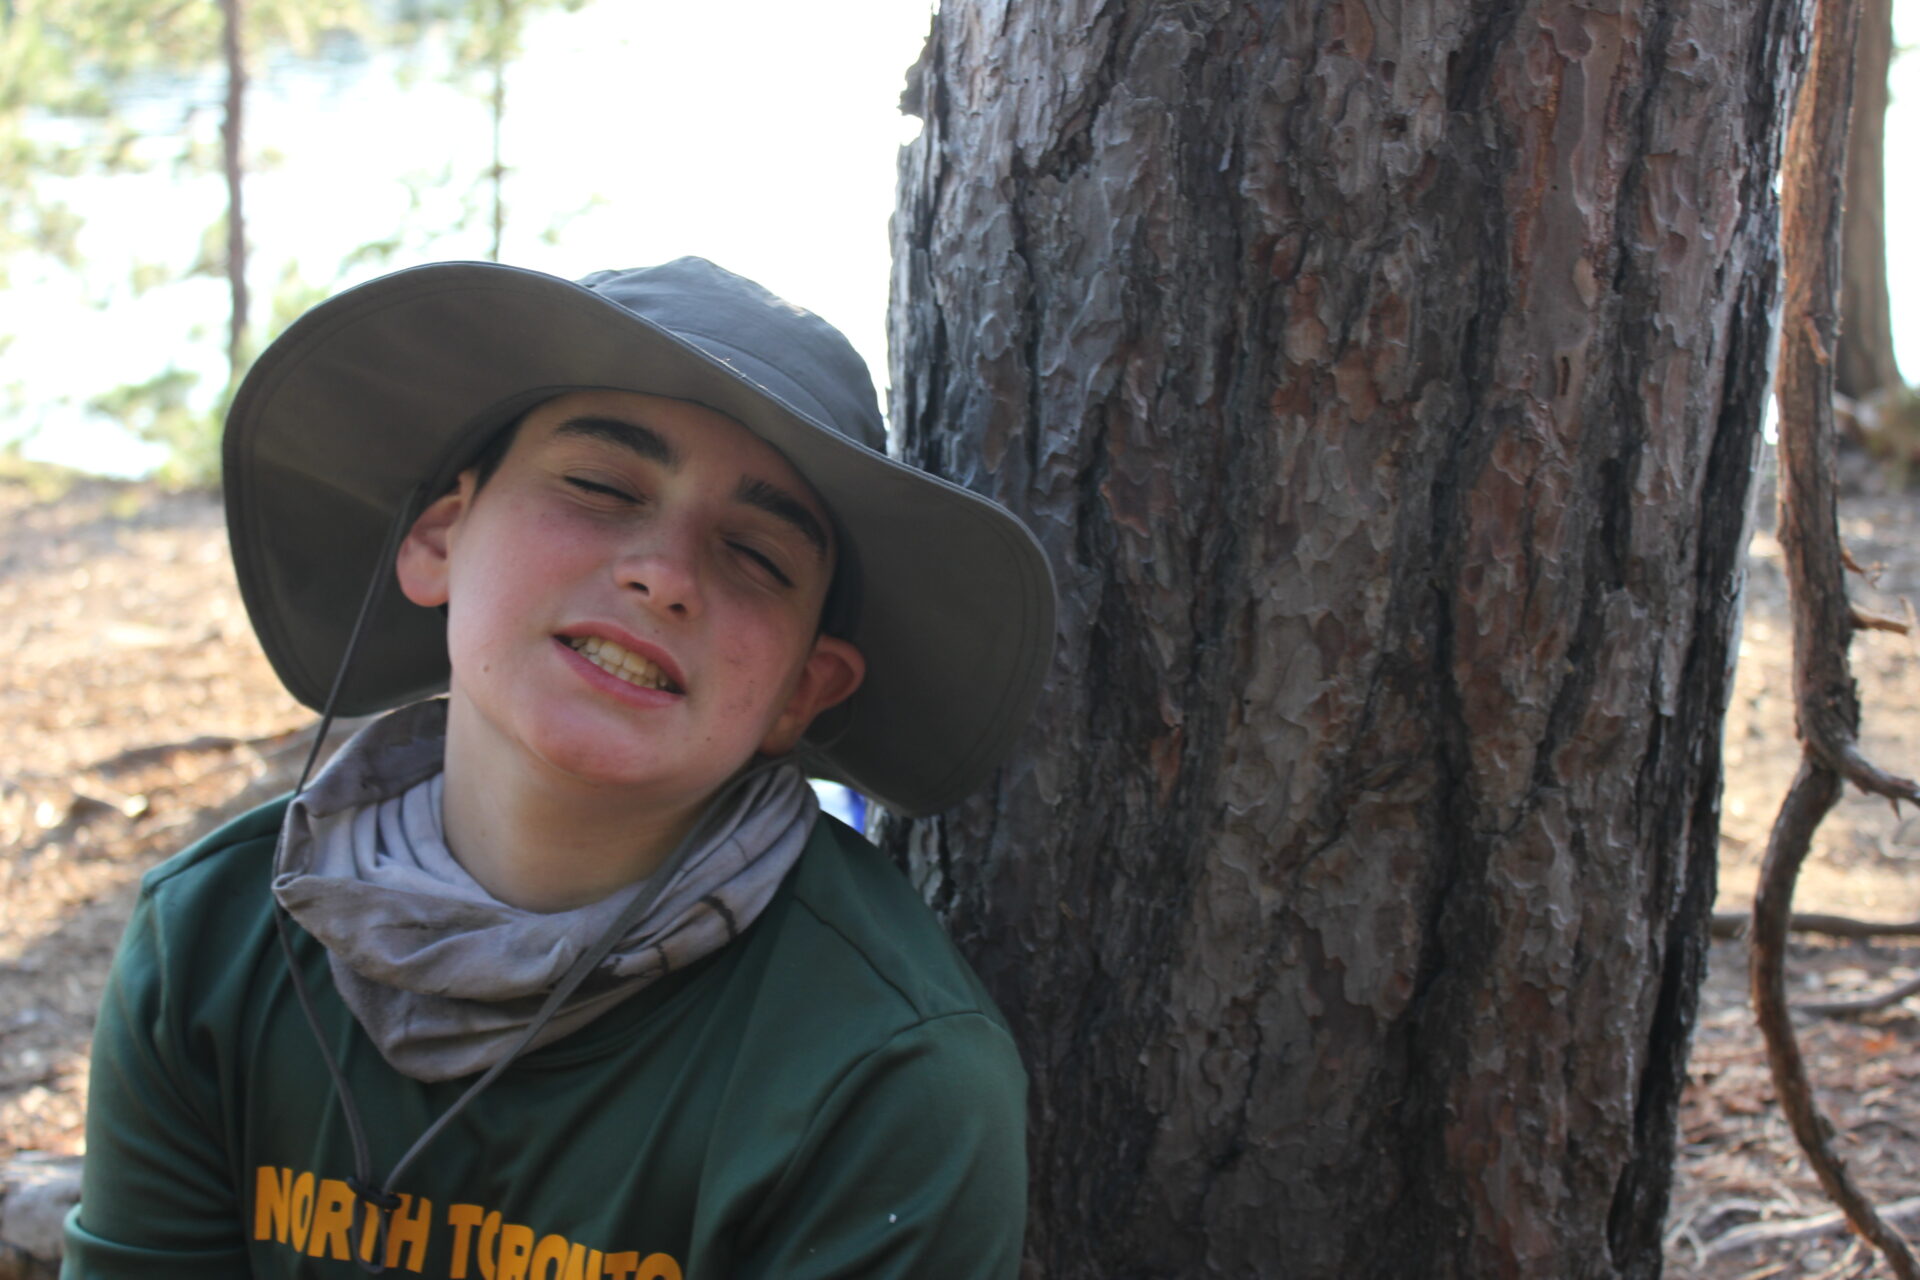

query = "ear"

[394,478,472,609]
[760,635,867,756]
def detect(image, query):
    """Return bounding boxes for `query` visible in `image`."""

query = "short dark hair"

[465,413,525,494]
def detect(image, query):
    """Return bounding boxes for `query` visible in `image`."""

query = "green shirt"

[64,799,1027,1279]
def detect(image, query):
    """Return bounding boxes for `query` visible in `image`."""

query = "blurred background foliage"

[2,0,585,485]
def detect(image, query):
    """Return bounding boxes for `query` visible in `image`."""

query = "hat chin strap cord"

[272,488,791,1273]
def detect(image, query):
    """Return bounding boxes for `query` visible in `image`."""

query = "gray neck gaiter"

[272,700,817,1082]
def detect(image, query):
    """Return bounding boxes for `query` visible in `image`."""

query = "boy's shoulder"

[112,796,293,986]
[753,814,1014,1036]
[140,793,291,899]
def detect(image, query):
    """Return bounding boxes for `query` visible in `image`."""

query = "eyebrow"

[555,414,829,560]
[554,416,680,467]
[736,476,830,561]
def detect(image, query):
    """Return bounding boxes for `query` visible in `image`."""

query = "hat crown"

[578,259,887,455]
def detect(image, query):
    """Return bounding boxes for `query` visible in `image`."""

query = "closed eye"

[730,542,793,588]
[565,477,640,503]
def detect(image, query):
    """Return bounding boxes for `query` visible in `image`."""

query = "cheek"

[714,658,775,724]
[713,628,811,728]
[460,508,593,598]
[444,528,562,664]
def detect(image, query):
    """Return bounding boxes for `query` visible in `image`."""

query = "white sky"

[3,0,1918,476]
[1883,0,1920,383]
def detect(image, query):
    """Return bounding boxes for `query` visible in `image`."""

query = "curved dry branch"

[1751,763,1918,1276]
[1750,0,1920,1273]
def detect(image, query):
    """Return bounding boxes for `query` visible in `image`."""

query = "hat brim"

[224,262,1055,816]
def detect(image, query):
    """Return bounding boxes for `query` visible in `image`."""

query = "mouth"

[563,635,685,694]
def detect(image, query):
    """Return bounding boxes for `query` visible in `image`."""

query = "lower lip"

[554,638,683,708]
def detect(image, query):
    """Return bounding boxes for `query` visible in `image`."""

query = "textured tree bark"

[1836,0,1899,401]
[885,2,1814,1276]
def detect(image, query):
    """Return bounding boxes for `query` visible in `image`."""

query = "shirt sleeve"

[62,883,251,1278]
[730,1011,1029,1280]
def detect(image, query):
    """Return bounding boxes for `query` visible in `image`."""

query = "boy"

[62,258,1055,1278]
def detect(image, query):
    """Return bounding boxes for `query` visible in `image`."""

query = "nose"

[614,523,701,619]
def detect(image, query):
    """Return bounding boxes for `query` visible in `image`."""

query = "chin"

[534,727,741,802]
[531,733,676,791]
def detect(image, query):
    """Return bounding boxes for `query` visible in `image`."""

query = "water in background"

[1,0,931,475]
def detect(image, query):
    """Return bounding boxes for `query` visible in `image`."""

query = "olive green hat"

[223,258,1055,816]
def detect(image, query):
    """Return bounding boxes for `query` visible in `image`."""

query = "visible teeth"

[568,636,675,692]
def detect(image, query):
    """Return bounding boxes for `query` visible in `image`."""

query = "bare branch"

[1851,604,1910,634]
[1753,0,1920,1272]
[1751,764,1919,1277]
[1796,973,1920,1018]
[1833,739,1920,804]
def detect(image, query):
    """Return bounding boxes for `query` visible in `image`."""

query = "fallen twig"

[1713,911,1920,940]
[1814,1239,1867,1280]
[87,733,249,777]
[1706,1195,1920,1258]
[1795,973,1920,1018]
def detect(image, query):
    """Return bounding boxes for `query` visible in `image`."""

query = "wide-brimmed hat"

[223,258,1056,816]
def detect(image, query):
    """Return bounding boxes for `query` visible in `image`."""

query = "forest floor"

[4,460,1920,1277]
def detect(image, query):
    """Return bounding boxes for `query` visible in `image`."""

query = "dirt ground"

[4,461,1920,1276]
[1665,470,1920,1280]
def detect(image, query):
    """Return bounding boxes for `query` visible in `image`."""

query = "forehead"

[517,390,833,525]
[521,390,778,465]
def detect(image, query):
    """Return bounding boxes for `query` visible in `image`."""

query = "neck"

[439,707,712,914]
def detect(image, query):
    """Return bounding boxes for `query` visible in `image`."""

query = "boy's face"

[395,390,865,813]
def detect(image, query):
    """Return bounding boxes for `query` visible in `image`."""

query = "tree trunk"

[220,0,248,384]
[1836,0,1899,401]
[884,2,1811,1276]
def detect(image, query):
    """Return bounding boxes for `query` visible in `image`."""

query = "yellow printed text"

[252,1167,678,1279]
